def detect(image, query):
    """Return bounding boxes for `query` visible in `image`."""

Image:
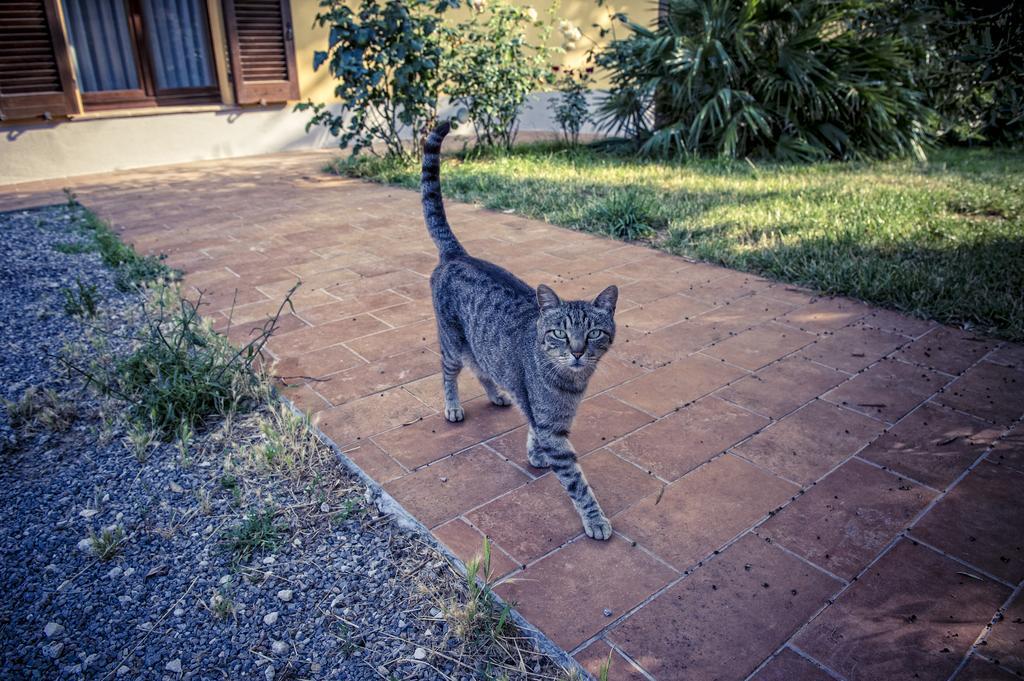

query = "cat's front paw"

[444,405,465,422]
[583,514,613,541]
[489,391,513,407]
[527,450,549,468]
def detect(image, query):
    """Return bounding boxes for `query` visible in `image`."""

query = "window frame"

[73,0,222,111]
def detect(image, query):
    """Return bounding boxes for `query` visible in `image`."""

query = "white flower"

[558,19,572,33]
[525,6,538,22]
[563,41,577,50]
[566,27,583,42]
[470,0,486,12]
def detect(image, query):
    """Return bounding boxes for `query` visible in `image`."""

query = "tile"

[703,322,816,370]
[574,641,648,681]
[314,388,434,447]
[984,593,1024,675]
[760,458,936,579]
[609,354,748,417]
[911,461,1024,584]
[339,440,407,484]
[382,445,529,528]
[796,540,1008,681]
[988,425,1024,474]
[750,648,834,681]
[344,319,435,362]
[466,474,581,564]
[432,519,519,580]
[778,297,871,333]
[609,534,840,681]
[494,535,676,651]
[797,324,907,373]
[401,370,485,412]
[298,290,409,325]
[611,321,714,368]
[571,395,653,454]
[614,454,797,570]
[987,342,1024,370]
[265,314,389,356]
[859,403,1001,490]
[935,361,1024,426]
[313,348,439,406]
[859,308,937,339]
[956,657,1019,681]
[895,327,996,375]
[370,301,434,327]
[270,343,366,381]
[486,426,534,474]
[579,449,663,517]
[717,357,848,419]
[584,356,647,396]
[610,396,769,481]
[733,400,884,485]
[373,397,525,469]
[822,358,946,423]
[616,294,712,333]
[277,383,330,415]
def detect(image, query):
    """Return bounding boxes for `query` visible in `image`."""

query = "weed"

[223,507,285,566]
[53,241,95,255]
[124,422,156,462]
[89,525,125,561]
[196,487,212,515]
[246,403,325,476]
[176,420,193,466]
[3,386,76,434]
[577,187,667,240]
[62,279,99,317]
[445,538,514,652]
[331,498,361,526]
[597,650,613,681]
[209,583,235,619]
[63,188,78,207]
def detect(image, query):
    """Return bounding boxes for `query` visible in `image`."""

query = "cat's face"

[536,284,618,373]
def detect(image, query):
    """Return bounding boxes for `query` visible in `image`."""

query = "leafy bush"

[874,0,1023,146]
[297,0,458,160]
[596,0,935,161]
[549,66,593,146]
[441,1,554,149]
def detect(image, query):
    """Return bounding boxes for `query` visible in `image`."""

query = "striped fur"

[421,121,465,258]
[423,121,619,540]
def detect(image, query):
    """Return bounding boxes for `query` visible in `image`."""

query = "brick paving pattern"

[3,153,1022,680]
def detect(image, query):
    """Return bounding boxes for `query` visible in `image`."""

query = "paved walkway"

[3,154,1023,681]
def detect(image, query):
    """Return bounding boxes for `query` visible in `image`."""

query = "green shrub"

[549,66,593,146]
[577,187,665,240]
[596,0,935,161]
[298,0,458,160]
[441,0,554,150]
[79,209,173,290]
[223,507,285,565]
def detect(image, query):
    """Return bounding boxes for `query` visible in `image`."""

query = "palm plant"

[596,0,936,161]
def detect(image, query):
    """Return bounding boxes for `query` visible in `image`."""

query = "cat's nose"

[571,350,585,359]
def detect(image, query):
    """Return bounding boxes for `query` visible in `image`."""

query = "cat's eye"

[550,329,568,340]
[586,329,604,340]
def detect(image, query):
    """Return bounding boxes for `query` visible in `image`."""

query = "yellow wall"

[288,0,657,103]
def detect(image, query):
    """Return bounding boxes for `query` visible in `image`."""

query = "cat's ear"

[592,285,618,314]
[536,284,562,312]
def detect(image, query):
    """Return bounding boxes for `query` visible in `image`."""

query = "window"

[61,0,219,109]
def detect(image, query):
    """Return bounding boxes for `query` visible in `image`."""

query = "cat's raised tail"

[421,118,466,259]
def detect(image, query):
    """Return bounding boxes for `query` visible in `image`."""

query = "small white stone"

[77,538,93,552]
[116,665,130,676]
[271,640,288,655]
[319,502,330,513]
[43,642,64,659]
[169,482,184,494]
[262,556,275,565]
[276,589,293,602]
[44,622,64,638]
[263,611,279,625]
[413,647,427,661]
[218,575,231,585]
[264,666,275,681]
[165,658,182,673]
[106,567,123,579]
[79,509,98,519]
[102,494,111,503]
[123,568,135,578]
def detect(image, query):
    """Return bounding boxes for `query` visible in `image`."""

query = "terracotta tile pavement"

[5,153,1023,679]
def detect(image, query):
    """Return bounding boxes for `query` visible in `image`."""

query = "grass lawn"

[332,145,1024,341]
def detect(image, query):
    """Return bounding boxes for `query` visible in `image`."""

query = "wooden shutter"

[0,0,79,120]
[222,0,299,104]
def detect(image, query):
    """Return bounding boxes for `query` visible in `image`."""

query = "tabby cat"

[422,120,618,540]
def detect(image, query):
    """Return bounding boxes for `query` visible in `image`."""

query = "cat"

[421,120,618,540]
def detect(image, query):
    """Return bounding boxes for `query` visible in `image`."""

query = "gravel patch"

[0,206,569,680]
